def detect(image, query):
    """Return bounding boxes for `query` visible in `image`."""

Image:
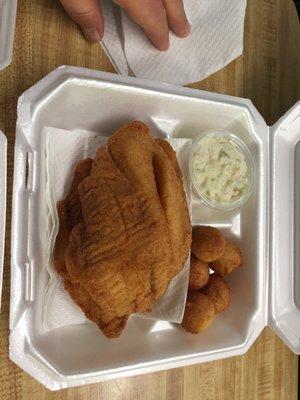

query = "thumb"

[60,0,104,43]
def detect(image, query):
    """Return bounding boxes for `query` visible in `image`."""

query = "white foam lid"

[0,131,7,311]
[9,67,300,390]
[0,0,17,71]
[269,101,300,352]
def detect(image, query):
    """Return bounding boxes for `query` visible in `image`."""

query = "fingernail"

[158,41,170,51]
[180,22,191,38]
[156,36,170,51]
[184,22,191,36]
[82,27,101,43]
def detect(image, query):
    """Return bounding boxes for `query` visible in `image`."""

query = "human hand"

[59,0,190,51]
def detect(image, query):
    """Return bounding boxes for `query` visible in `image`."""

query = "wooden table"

[0,0,299,398]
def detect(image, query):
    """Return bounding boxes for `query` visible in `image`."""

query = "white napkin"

[101,0,248,85]
[42,127,191,331]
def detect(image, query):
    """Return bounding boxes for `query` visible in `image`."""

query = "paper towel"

[101,0,248,85]
[42,127,192,331]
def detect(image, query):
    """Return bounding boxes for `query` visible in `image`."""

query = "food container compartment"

[0,131,7,311]
[10,66,299,390]
[0,0,17,70]
[269,102,300,351]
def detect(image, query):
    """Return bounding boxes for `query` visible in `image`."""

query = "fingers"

[60,0,104,42]
[60,0,191,49]
[163,0,190,37]
[116,0,170,51]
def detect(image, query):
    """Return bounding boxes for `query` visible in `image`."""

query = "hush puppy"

[182,292,215,334]
[210,239,242,275]
[188,255,210,291]
[191,226,225,262]
[201,274,230,313]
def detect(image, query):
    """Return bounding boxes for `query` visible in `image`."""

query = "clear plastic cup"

[189,130,255,211]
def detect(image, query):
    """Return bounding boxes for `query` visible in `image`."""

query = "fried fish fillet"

[66,146,155,328]
[155,138,183,181]
[152,140,191,277]
[107,123,175,299]
[64,279,128,338]
[54,158,93,278]
[107,123,191,283]
[55,121,191,338]
[54,158,127,337]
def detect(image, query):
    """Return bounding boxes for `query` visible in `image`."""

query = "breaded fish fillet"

[155,138,183,181]
[153,140,191,277]
[66,146,155,325]
[53,158,128,337]
[54,158,93,278]
[55,121,191,338]
[107,122,175,298]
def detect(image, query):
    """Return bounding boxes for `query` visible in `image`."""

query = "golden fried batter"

[107,123,191,289]
[191,226,225,262]
[53,158,126,337]
[181,292,215,334]
[188,254,209,291]
[66,146,155,324]
[56,121,191,338]
[65,278,128,337]
[156,138,183,181]
[201,274,230,313]
[152,141,191,277]
[210,239,242,276]
[54,158,93,278]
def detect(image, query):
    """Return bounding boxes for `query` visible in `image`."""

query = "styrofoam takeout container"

[10,66,300,390]
[0,0,17,70]
[0,131,7,311]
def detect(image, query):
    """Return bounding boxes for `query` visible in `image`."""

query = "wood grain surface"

[0,0,299,399]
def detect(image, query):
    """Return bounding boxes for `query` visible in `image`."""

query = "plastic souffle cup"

[189,130,255,211]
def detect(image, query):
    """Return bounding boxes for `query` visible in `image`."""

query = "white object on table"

[0,131,7,311]
[0,0,17,71]
[101,0,248,85]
